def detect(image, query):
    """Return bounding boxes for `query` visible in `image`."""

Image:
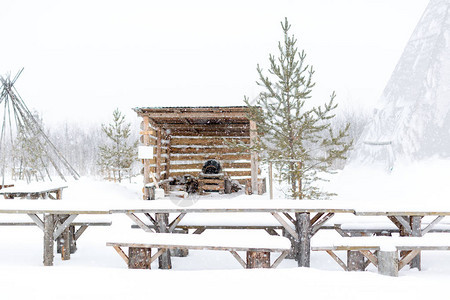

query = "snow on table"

[312,236,450,251]
[107,231,292,252]
[0,183,68,194]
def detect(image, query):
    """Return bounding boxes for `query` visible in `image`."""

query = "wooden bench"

[107,232,291,269]
[312,236,450,276]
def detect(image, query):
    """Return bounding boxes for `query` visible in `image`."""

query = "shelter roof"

[133,106,251,136]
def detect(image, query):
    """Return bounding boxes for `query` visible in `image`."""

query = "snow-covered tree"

[98,109,138,182]
[243,18,352,199]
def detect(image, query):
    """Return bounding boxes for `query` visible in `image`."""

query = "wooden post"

[246,251,270,268]
[128,247,152,269]
[59,215,71,260]
[269,161,273,200]
[295,212,311,267]
[166,131,171,179]
[410,216,421,270]
[250,120,258,194]
[297,161,302,199]
[43,214,54,266]
[347,232,366,271]
[378,250,398,277]
[156,213,172,269]
[142,116,151,200]
[156,127,162,180]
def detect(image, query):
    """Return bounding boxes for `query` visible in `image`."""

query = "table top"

[352,201,450,216]
[0,198,448,216]
[108,199,357,214]
[0,184,68,194]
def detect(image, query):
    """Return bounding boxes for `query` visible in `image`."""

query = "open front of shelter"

[133,106,264,198]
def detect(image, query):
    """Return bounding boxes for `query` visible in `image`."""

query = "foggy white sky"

[0,0,428,127]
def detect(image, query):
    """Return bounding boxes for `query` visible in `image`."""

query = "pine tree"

[243,18,352,200]
[98,109,138,182]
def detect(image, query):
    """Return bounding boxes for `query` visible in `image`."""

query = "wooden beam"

[148,112,248,119]
[271,250,289,268]
[271,212,298,240]
[142,116,151,199]
[250,120,258,193]
[326,250,348,271]
[156,127,162,180]
[229,250,247,268]
[113,245,129,265]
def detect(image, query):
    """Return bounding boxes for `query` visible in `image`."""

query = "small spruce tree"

[98,109,138,182]
[243,18,352,200]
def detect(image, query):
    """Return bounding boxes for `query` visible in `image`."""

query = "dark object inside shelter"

[202,159,222,174]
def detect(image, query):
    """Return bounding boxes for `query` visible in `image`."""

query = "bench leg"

[247,251,270,268]
[129,247,152,269]
[169,228,189,257]
[378,250,398,277]
[347,250,366,271]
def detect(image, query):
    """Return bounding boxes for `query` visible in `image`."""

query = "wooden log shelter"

[133,106,262,199]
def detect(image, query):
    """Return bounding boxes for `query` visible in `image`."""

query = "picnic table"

[352,201,450,269]
[109,199,356,268]
[0,200,110,266]
[0,184,68,200]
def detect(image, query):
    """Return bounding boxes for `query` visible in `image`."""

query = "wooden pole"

[43,214,54,266]
[378,250,398,277]
[250,120,258,194]
[269,161,273,200]
[295,212,311,267]
[156,213,172,269]
[142,116,151,200]
[410,216,422,270]
[156,127,162,180]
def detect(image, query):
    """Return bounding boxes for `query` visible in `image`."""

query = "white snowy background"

[2,0,450,299]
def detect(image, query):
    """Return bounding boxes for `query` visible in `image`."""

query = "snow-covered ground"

[1,160,450,299]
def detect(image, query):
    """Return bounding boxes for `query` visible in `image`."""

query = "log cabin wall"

[135,107,260,198]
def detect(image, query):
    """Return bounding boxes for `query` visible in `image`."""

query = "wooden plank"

[311,213,335,236]
[147,112,248,119]
[229,250,247,268]
[271,212,298,240]
[360,250,378,267]
[126,213,154,232]
[422,215,444,235]
[326,250,348,271]
[398,249,421,270]
[169,170,258,177]
[170,131,250,137]
[27,214,44,231]
[168,213,186,233]
[53,214,78,240]
[170,154,251,161]
[170,147,247,154]
[74,225,88,241]
[171,137,250,146]
[113,245,129,264]
[271,250,289,268]
[150,248,167,264]
[170,162,251,170]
